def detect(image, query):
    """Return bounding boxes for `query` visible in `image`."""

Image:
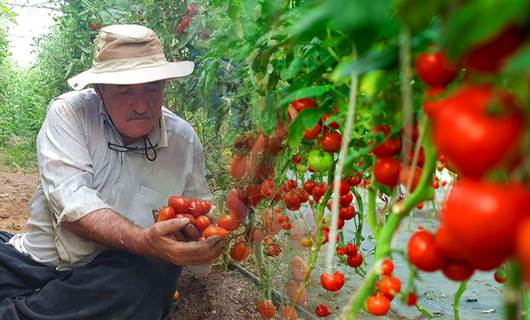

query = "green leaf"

[279,85,333,109]
[503,46,530,74]
[443,0,530,60]
[286,107,326,150]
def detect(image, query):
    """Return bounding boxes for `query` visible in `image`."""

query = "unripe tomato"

[307,150,333,173]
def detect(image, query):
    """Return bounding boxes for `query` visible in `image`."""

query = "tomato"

[249,227,265,244]
[320,272,345,292]
[311,183,327,202]
[366,294,390,316]
[332,179,350,196]
[375,276,401,297]
[380,258,394,276]
[265,242,282,257]
[230,155,248,180]
[372,125,402,157]
[516,218,530,280]
[157,206,176,222]
[257,299,276,320]
[307,150,333,173]
[176,15,191,34]
[407,230,445,272]
[429,86,524,178]
[442,180,530,270]
[321,131,342,153]
[291,98,316,112]
[189,200,210,217]
[406,292,417,306]
[442,260,474,282]
[246,184,263,207]
[374,157,401,188]
[291,154,302,164]
[304,122,322,140]
[323,113,340,130]
[415,51,458,87]
[226,188,249,220]
[462,25,523,73]
[344,243,357,256]
[203,226,228,239]
[260,179,275,199]
[186,4,197,15]
[422,86,446,117]
[300,237,312,248]
[218,213,240,231]
[230,241,250,262]
[398,165,422,192]
[315,304,331,317]
[175,213,195,225]
[282,191,302,211]
[494,268,508,284]
[347,171,363,186]
[262,209,282,235]
[302,180,317,194]
[168,196,191,213]
[194,215,210,231]
[89,22,101,31]
[339,206,355,220]
[347,252,363,268]
[434,224,467,261]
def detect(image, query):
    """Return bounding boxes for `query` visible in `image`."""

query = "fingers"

[155,217,190,236]
[183,224,202,241]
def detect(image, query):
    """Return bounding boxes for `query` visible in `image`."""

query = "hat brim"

[67,61,195,90]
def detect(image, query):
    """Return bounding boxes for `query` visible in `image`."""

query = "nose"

[131,93,150,115]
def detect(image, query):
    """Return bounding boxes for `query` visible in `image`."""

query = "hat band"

[92,53,168,73]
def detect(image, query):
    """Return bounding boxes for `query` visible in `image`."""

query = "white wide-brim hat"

[67,24,194,90]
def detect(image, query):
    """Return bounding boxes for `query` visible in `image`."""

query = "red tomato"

[347,252,363,268]
[230,241,250,262]
[311,183,327,202]
[194,215,210,231]
[372,125,402,157]
[332,179,351,196]
[186,4,197,15]
[442,260,474,282]
[415,51,458,87]
[176,15,191,34]
[339,192,353,207]
[282,191,302,211]
[291,154,302,164]
[347,171,363,186]
[321,131,342,153]
[89,22,101,31]
[462,25,523,73]
[249,228,265,244]
[230,155,248,180]
[189,201,202,218]
[434,224,467,261]
[175,213,195,225]
[203,226,228,239]
[168,196,191,213]
[246,184,263,207]
[257,299,276,319]
[323,113,339,129]
[218,213,240,231]
[375,276,401,297]
[398,165,422,192]
[339,206,355,220]
[315,304,331,317]
[516,218,530,280]
[442,180,530,270]
[374,157,401,188]
[406,292,417,306]
[407,230,445,272]
[429,85,524,178]
[320,272,345,292]
[260,179,274,198]
[422,86,446,117]
[302,180,317,194]
[494,268,508,284]
[304,122,322,140]
[157,206,176,222]
[344,243,357,256]
[226,188,249,220]
[291,98,316,112]
[366,294,391,316]
[380,258,394,276]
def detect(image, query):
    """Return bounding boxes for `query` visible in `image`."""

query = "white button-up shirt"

[8,88,211,270]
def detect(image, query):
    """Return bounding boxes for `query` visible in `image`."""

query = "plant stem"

[366,185,378,239]
[453,281,467,320]
[505,261,523,320]
[352,187,364,247]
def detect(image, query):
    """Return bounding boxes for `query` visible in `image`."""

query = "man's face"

[97,81,165,143]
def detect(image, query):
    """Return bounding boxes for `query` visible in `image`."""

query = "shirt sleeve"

[37,98,111,224]
[182,133,212,201]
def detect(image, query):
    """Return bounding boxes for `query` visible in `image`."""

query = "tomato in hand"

[203,226,228,239]
[194,215,210,231]
[320,272,345,292]
[415,51,458,87]
[168,196,191,213]
[157,206,176,222]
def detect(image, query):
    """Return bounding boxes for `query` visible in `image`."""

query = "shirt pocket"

[125,185,165,229]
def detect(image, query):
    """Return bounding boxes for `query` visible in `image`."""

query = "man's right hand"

[141,217,226,266]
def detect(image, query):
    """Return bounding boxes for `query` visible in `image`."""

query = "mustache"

[127,111,153,120]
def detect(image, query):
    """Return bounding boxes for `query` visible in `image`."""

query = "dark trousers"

[0,232,181,320]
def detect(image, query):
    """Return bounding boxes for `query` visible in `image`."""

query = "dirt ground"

[0,162,262,320]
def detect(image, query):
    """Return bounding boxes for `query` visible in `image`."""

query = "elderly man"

[0,24,225,319]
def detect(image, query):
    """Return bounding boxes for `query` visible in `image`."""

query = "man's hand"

[152,209,202,241]
[142,217,226,266]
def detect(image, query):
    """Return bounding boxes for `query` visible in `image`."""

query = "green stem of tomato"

[352,187,364,247]
[506,261,523,320]
[522,289,530,320]
[366,185,378,239]
[453,281,467,320]
[416,303,434,318]
[341,123,436,319]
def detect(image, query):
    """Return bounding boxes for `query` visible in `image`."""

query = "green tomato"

[307,150,333,173]
[295,163,307,174]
